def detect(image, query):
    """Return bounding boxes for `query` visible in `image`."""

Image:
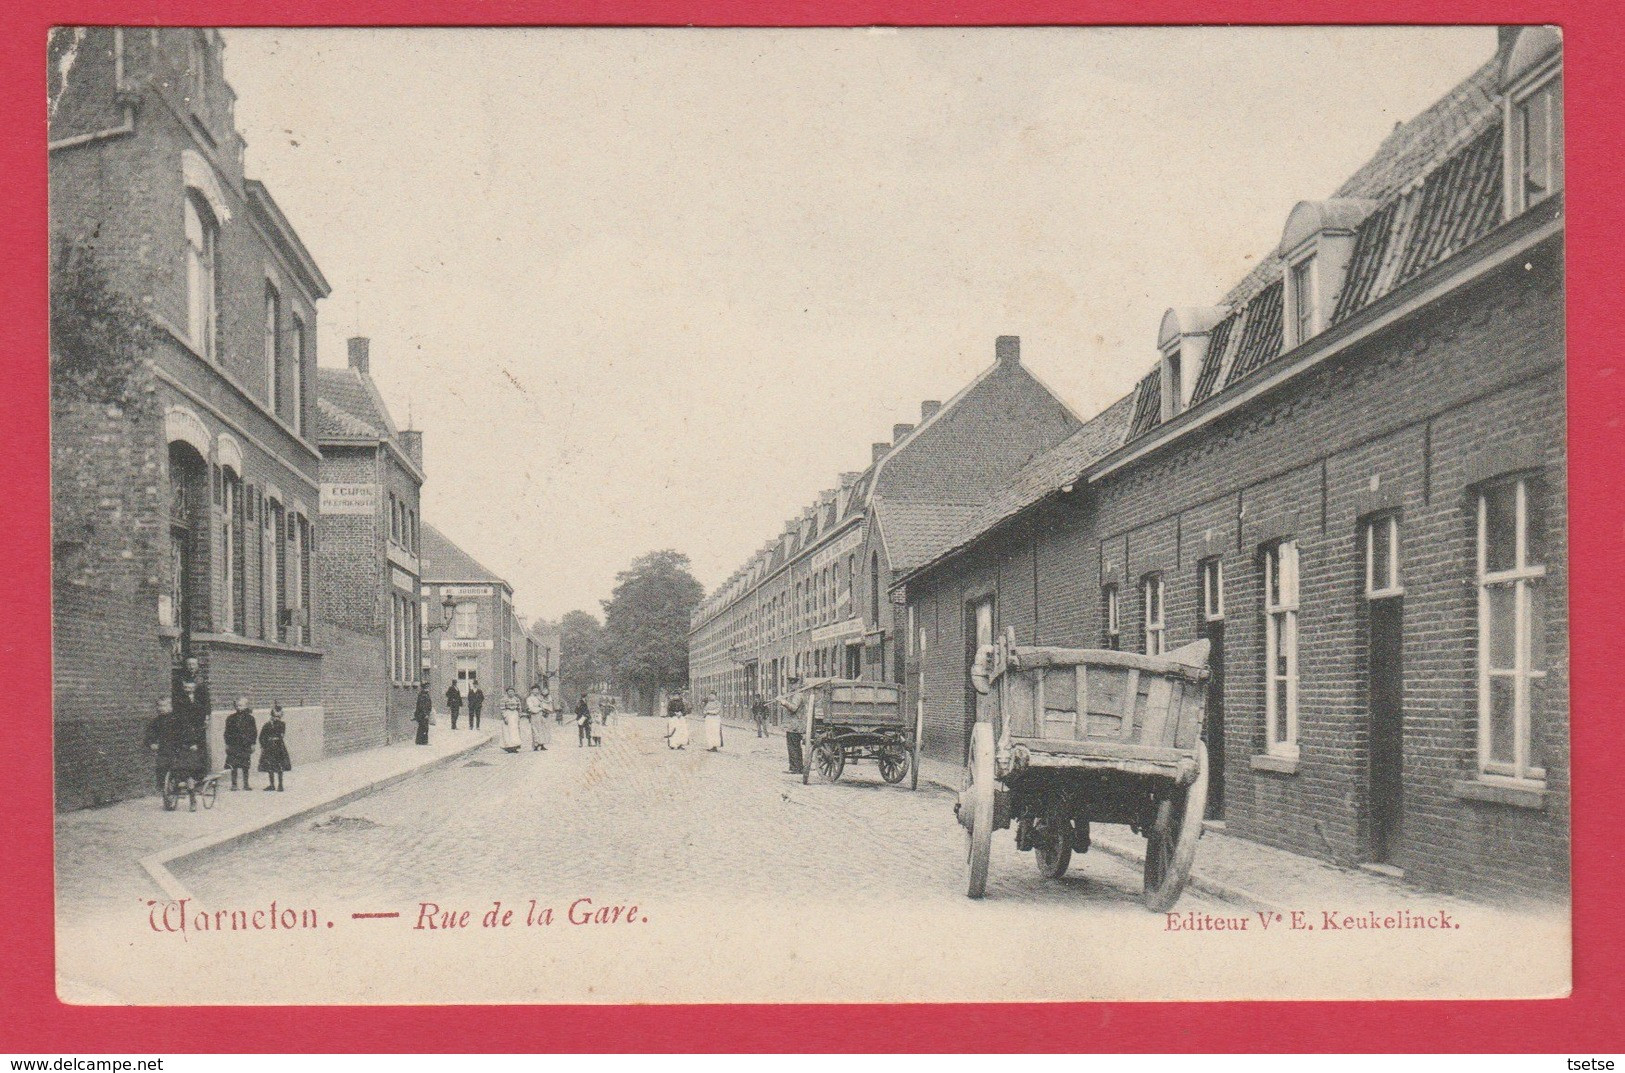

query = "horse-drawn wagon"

[799,678,919,790]
[959,628,1211,910]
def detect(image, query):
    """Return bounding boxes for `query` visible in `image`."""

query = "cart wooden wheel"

[814,736,845,783]
[201,777,219,810]
[1032,808,1073,879]
[963,720,995,899]
[878,742,909,785]
[161,772,180,812]
[1142,741,1209,912]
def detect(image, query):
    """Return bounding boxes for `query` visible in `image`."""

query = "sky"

[219,26,1496,624]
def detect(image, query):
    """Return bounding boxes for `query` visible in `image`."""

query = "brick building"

[420,523,519,706]
[895,30,1566,898]
[314,337,427,752]
[50,28,329,807]
[690,336,1081,719]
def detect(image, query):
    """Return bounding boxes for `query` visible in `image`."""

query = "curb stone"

[138,732,496,902]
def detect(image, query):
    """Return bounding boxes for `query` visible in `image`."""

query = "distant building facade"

[896,31,1566,898]
[689,336,1082,720]
[314,337,427,751]
[50,28,329,806]
[420,523,518,706]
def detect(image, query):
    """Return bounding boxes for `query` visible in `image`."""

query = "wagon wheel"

[963,721,995,899]
[161,772,180,812]
[1142,741,1209,912]
[1032,807,1073,879]
[200,777,219,811]
[878,742,909,785]
[813,736,845,783]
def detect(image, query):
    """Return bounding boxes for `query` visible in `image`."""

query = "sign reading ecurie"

[320,482,378,515]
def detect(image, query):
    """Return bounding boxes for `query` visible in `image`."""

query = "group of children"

[145,693,294,806]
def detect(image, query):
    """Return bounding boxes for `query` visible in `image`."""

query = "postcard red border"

[4,0,1621,1054]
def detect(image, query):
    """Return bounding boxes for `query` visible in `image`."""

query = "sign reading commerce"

[320,482,379,515]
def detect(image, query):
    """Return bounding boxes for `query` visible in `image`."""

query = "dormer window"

[1156,307,1223,420]
[1502,28,1563,217]
[1278,198,1378,348]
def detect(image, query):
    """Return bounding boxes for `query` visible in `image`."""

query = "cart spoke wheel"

[878,744,909,785]
[201,778,219,810]
[161,772,179,811]
[814,738,845,783]
[1033,810,1073,879]
[1143,741,1209,912]
[964,721,995,899]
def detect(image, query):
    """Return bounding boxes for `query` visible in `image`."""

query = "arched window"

[184,192,219,358]
[221,467,244,634]
[166,441,210,644]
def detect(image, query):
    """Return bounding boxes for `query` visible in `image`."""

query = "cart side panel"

[1040,667,1078,738]
[1005,670,1037,738]
[1084,665,1128,740]
[1173,678,1205,749]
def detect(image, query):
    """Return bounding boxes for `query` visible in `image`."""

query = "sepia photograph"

[46,23,1569,1006]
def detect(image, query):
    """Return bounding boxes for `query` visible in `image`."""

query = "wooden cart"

[799,678,919,790]
[958,628,1211,911]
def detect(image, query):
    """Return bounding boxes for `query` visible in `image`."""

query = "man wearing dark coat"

[172,655,211,769]
[145,696,205,796]
[414,681,433,745]
[445,682,464,730]
[467,680,485,730]
[223,697,257,790]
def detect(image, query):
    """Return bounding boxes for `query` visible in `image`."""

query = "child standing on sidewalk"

[257,704,292,791]
[223,696,257,790]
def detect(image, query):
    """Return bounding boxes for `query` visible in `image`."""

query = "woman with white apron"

[499,688,524,753]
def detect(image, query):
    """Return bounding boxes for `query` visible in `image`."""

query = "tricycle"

[959,628,1211,911]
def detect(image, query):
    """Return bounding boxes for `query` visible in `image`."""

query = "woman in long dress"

[525,685,552,751]
[702,692,723,751]
[499,688,524,753]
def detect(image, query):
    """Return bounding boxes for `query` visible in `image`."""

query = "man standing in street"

[776,678,810,775]
[467,678,485,730]
[751,695,769,738]
[172,655,211,769]
[445,681,463,730]
[414,680,433,745]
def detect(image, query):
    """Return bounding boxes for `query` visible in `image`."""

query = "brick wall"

[53,584,172,809]
[905,246,1567,898]
[322,622,388,754]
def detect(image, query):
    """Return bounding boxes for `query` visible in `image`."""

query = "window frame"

[1475,476,1548,785]
[1507,69,1564,216]
[453,599,480,641]
[1102,583,1121,651]
[264,282,281,414]
[1263,540,1300,759]
[184,191,219,360]
[1288,254,1319,347]
[1142,573,1165,656]
[1199,557,1224,622]
[1363,513,1404,599]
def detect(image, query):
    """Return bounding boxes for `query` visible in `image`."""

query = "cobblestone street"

[174,715,1223,913]
[51,714,1567,1006]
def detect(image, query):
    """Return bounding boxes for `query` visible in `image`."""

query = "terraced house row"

[697,28,1567,898]
[49,28,557,808]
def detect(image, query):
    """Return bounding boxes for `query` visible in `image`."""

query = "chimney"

[872,442,891,464]
[892,423,915,443]
[920,400,942,421]
[996,335,1020,365]
[347,336,371,375]
[399,429,424,471]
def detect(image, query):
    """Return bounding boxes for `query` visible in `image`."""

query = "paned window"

[1476,477,1547,783]
[1142,574,1165,656]
[1364,514,1403,599]
[1263,541,1300,757]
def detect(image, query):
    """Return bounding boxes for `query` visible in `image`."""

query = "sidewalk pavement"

[56,727,494,926]
[727,713,1484,916]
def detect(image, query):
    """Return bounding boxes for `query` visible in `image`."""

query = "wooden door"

[1368,597,1404,863]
